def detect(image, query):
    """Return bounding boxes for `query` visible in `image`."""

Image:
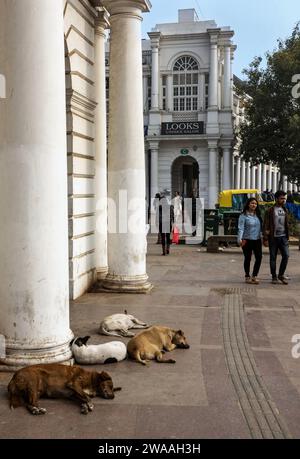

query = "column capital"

[101,0,151,18]
[208,139,219,150]
[207,28,221,44]
[95,8,110,35]
[148,140,160,150]
[148,31,161,48]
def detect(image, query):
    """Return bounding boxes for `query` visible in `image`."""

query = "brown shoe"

[251,277,259,285]
[245,277,252,284]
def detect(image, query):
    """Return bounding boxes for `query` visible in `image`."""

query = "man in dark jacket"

[158,195,174,256]
[263,190,290,284]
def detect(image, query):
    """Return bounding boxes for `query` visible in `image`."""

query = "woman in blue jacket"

[238,198,263,284]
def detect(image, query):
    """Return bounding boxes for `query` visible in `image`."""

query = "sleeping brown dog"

[8,363,121,415]
[127,325,190,365]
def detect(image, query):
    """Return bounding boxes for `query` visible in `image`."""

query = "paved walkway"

[1,238,300,439]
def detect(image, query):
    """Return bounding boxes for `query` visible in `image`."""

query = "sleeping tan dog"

[8,363,121,415]
[127,325,190,365]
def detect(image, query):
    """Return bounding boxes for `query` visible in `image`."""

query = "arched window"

[173,56,199,111]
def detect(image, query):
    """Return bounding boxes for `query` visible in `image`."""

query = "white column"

[262,164,267,191]
[207,29,220,134]
[102,0,152,293]
[222,146,231,190]
[150,142,159,200]
[95,10,109,280]
[143,75,148,111]
[268,163,273,191]
[283,176,288,192]
[235,157,241,189]
[251,166,256,189]
[246,163,251,188]
[166,74,173,111]
[223,45,231,109]
[0,0,72,366]
[240,160,246,189]
[288,181,293,192]
[272,168,278,192]
[208,31,219,109]
[208,142,219,208]
[148,31,161,111]
[257,164,262,191]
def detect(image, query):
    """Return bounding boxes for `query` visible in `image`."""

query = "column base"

[97,266,108,281]
[0,332,74,369]
[100,273,153,294]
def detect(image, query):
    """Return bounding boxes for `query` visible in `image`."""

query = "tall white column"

[257,164,262,191]
[208,141,219,208]
[268,164,273,191]
[272,168,278,192]
[95,10,109,280]
[150,142,159,200]
[148,31,161,111]
[143,75,148,111]
[0,0,72,366]
[283,176,288,192]
[241,160,246,189]
[262,164,267,191]
[251,166,256,189]
[235,157,241,189]
[222,146,231,190]
[166,74,173,111]
[207,29,220,134]
[102,0,152,293]
[246,163,251,188]
[223,45,231,109]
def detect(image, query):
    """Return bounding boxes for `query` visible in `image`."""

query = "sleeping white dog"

[71,336,127,364]
[99,310,148,338]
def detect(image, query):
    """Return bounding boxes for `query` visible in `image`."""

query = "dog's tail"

[99,325,125,338]
[8,379,23,409]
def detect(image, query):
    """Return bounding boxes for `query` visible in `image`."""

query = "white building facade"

[138,9,282,210]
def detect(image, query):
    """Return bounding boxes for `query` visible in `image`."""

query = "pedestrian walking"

[263,190,290,284]
[159,195,174,256]
[238,198,263,284]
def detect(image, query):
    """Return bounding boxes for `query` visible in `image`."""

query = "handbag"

[172,225,180,244]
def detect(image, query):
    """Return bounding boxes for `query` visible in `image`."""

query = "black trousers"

[161,233,171,248]
[242,239,262,277]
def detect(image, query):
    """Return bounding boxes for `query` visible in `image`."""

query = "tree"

[236,25,300,188]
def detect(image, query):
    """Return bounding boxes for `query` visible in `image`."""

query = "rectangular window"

[174,87,178,96]
[147,76,151,110]
[186,87,191,96]
[162,75,167,111]
[180,87,185,96]
[192,74,198,84]
[186,98,191,111]
[180,98,185,110]
[173,74,178,85]
[205,74,209,110]
[193,98,198,110]
[186,74,191,84]
[192,86,198,95]
[174,99,178,111]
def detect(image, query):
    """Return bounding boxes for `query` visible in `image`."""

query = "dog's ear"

[81,336,90,346]
[176,330,184,336]
[98,371,112,381]
[74,336,90,347]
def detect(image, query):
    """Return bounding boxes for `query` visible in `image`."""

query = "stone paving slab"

[0,241,300,438]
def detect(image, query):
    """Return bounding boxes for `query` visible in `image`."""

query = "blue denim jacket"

[238,213,262,243]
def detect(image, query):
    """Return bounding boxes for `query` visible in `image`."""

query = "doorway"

[171,155,199,198]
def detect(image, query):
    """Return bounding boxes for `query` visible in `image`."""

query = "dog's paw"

[87,402,94,412]
[81,404,89,415]
[31,406,47,415]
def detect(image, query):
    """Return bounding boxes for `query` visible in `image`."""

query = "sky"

[141,0,300,78]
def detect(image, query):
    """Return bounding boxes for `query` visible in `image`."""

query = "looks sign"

[161,121,204,135]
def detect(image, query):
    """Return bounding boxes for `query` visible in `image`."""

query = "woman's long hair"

[242,198,262,225]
